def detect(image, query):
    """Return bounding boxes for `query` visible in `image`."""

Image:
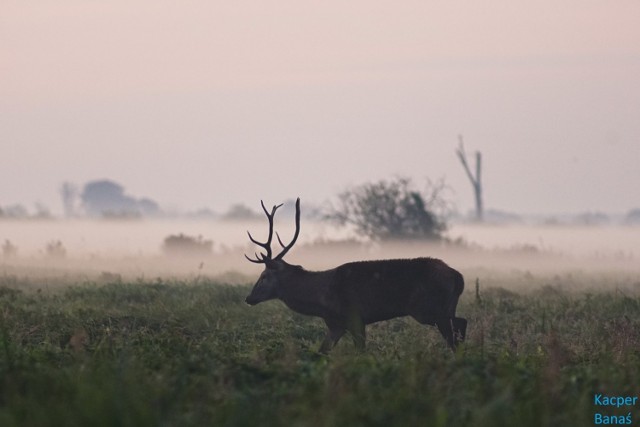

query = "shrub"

[2,240,18,258]
[45,240,66,259]
[327,177,449,241]
[162,233,213,257]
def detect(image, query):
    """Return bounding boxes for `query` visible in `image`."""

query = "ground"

[0,271,639,427]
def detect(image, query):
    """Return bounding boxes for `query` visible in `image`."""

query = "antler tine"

[244,253,265,264]
[259,200,270,216]
[246,230,262,246]
[244,200,285,263]
[260,200,283,217]
[274,198,301,261]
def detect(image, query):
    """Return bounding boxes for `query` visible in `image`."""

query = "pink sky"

[2,1,639,215]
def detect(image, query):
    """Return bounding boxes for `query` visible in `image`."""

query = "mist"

[2,218,638,287]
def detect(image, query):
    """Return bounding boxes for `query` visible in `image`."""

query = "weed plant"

[0,277,639,426]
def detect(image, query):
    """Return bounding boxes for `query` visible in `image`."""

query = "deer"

[244,198,467,354]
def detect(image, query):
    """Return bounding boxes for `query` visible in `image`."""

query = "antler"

[244,200,282,263]
[274,198,300,260]
[245,198,300,264]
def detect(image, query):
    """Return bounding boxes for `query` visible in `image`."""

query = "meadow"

[1,270,639,427]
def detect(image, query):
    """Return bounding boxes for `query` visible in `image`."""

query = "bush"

[45,240,66,259]
[2,240,18,258]
[328,177,449,241]
[162,233,213,257]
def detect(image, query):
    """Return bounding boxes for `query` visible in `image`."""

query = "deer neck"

[277,268,334,318]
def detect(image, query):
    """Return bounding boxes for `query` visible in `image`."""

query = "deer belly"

[337,283,409,323]
[357,299,410,324]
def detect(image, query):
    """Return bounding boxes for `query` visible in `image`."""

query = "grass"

[1,275,639,426]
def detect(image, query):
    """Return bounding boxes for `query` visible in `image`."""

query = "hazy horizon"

[0,218,638,283]
[2,1,639,216]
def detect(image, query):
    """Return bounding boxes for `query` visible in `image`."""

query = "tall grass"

[1,277,639,426]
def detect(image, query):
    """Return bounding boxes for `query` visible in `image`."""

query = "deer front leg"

[319,320,346,354]
[346,312,366,351]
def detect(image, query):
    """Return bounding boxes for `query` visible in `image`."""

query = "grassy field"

[1,273,639,427]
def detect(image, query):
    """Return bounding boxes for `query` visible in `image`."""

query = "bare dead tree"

[60,182,78,218]
[455,135,483,221]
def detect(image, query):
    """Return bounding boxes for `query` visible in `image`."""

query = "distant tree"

[34,202,52,219]
[187,208,217,219]
[328,177,449,241]
[3,204,28,218]
[81,179,161,218]
[456,136,483,222]
[138,198,161,217]
[625,208,640,225]
[221,203,259,220]
[483,209,522,224]
[81,180,135,217]
[60,182,78,218]
[575,211,609,226]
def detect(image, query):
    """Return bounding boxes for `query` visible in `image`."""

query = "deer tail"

[454,270,465,297]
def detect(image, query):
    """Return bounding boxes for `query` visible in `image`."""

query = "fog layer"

[1,220,638,284]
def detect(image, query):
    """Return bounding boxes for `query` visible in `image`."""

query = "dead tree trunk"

[455,135,483,221]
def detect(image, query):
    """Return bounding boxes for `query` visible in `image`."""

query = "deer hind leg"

[452,317,467,344]
[412,309,462,351]
[436,318,457,351]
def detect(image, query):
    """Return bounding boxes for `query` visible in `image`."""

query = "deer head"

[245,198,300,305]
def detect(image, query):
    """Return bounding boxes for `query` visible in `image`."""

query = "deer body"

[245,198,467,353]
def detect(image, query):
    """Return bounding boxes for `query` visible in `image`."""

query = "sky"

[2,0,639,216]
